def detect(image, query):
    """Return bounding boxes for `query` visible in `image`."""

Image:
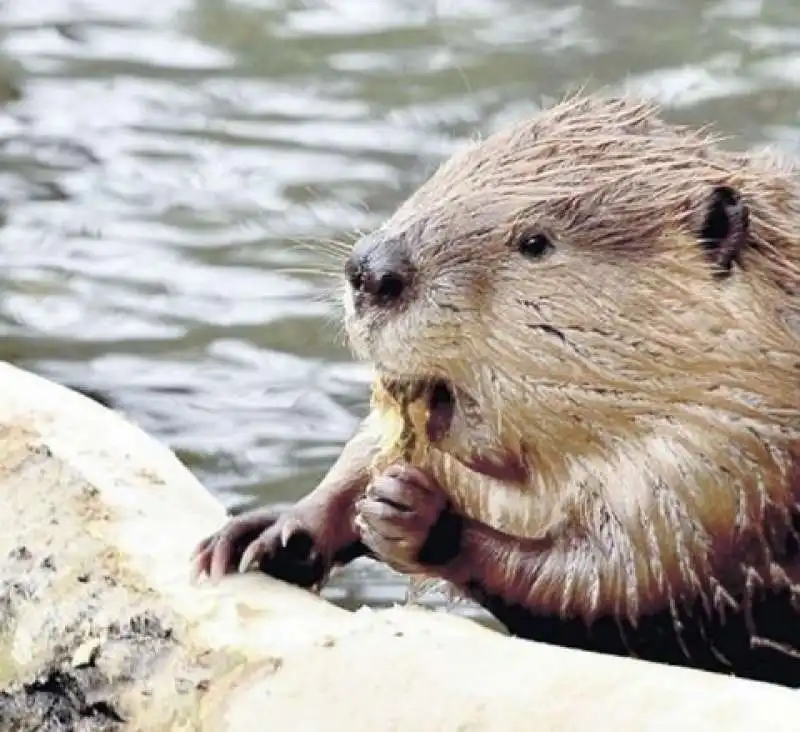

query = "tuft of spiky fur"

[345,92,800,655]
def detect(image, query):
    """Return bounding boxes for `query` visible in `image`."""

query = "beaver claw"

[237,514,323,578]
[355,464,463,573]
[191,507,327,590]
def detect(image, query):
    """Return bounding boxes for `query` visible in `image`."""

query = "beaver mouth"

[379,375,529,484]
[379,375,456,443]
[425,379,456,443]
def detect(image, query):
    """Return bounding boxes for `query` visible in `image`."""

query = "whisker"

[312,280,344,304]
[273,266,340,278]
[284,237,353,256]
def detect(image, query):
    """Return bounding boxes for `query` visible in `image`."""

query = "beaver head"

[342,93,800,490]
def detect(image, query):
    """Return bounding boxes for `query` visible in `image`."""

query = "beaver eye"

[517,233,554,259]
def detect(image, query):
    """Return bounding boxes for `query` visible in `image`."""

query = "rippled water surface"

[2,0,800,609]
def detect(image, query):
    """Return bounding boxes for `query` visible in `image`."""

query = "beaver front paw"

[355,464,463,574]
[191,500,363,590]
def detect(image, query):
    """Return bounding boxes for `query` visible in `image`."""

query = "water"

[1,0,799,612]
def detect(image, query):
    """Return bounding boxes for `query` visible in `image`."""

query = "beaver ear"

[698,185,750,277]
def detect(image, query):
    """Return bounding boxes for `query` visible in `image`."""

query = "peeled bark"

[0,360,799,731]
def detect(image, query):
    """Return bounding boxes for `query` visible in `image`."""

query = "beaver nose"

[344,234,414,308]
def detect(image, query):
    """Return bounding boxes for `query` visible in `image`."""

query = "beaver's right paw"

[191,507,329,590]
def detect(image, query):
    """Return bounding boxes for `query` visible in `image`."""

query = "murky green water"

[1,0,800,610]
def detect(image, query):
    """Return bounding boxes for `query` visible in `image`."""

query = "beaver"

[192,92,800,687]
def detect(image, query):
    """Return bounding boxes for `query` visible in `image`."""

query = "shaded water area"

[1,0,800,613]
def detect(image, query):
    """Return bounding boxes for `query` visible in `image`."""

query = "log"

[1,359,799,731]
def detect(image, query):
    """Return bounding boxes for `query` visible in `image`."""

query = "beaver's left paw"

[355,463,463,573]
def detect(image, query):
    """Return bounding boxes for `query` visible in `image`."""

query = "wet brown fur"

[344,92,800,683]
